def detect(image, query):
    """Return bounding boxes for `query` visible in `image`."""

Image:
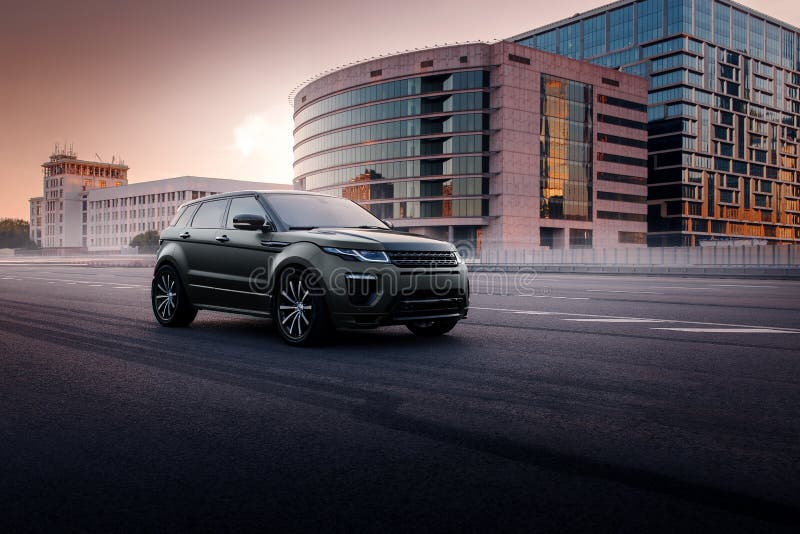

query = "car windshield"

[267,194,388,230]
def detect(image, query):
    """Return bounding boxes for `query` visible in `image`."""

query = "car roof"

[184,189,331,206]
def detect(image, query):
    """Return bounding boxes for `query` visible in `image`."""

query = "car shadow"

[186,313,468,352]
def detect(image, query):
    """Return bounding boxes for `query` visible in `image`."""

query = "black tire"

[406,318,460,337]
[151,264,197,327]
[272,266,333,346]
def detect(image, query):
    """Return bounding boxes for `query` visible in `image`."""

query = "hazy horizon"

[1,0,798,219]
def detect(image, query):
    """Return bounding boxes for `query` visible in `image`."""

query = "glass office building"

[294,67,490,247]
[293,43,650,252]
[513,0,800,245]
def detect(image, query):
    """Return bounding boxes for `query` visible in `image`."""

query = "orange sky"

[1,0,798,219]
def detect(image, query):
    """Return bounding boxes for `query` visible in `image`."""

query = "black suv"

[151,191,469,345]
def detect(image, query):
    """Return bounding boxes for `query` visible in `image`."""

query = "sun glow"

[233,115,268,157]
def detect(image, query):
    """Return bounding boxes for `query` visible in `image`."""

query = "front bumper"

[324,262,470,328]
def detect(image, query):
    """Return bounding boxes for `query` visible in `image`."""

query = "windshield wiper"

[288,226,318,231]
[350,225,387,230]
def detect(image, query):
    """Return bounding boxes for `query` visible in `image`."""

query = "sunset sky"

[1,0,798,219]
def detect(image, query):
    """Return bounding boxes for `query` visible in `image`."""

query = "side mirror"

[233,213,266,231]
[382,219,394,229]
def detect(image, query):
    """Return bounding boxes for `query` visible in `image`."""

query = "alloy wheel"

[277,275,313,340]
[154,271,178,321]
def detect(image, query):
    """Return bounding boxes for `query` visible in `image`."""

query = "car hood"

[282,228,454,251]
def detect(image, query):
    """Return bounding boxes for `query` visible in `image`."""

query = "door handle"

[215,235,230,243]
[179,231,191,239]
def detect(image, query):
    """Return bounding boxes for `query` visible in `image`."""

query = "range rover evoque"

[151,191,469,345]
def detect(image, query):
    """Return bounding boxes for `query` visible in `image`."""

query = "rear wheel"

[273,267,333,346]
[151,265,197,327]
[406,318,459,337]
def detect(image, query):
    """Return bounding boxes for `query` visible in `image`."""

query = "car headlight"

[322,247,390,263]
[453,249,462,264]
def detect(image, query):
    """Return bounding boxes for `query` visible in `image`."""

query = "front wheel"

[406,318,460,337]
[273,267,333,346]
[151,265,197,327]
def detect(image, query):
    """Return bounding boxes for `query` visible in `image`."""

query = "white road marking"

[711,284,777,288]
[112,286,137,289]
[512,311,554,315]
[653,328,795,334]
[22,276,93,284]
[649,286,719,291]
[14,276,145,288]
[565,318,665,323]
[586,289,664,295]
[470,306,800,333]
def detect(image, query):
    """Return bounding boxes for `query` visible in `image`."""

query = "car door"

[212,195,279,312]
[181,197,230,305]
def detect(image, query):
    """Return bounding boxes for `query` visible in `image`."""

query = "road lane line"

[469,306,800,333]
[586,289,665,295]
[648,286,720,290]
[565,319,665,323]
[711,284,777,288]
[653,328,796,334]
[16,276,145,288]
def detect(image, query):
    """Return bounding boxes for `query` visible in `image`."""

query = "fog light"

[345,273,378,306]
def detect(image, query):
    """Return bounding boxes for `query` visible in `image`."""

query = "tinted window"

[170,205,196,228]
[226,196,266,228]
[191,199,228,228]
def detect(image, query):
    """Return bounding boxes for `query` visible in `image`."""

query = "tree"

[129,230,160,249]
[0,218,38,249]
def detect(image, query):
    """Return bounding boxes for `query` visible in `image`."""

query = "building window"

[583,14,606,58]
[695,0,712,41]
[540,74,593,221]
[569,229,593,248]
[618,231,647,244]
[608,5,634,51]
[558,22,581,59]
[637,0,664,44]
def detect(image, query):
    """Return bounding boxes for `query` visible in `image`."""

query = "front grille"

[386,250,458,268]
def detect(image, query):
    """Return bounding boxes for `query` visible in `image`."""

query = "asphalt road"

[1,265,799,533]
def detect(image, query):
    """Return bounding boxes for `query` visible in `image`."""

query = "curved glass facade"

[294,69,492,226]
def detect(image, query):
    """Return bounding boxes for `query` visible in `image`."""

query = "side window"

[226,196,267,228]
[191,199,228,228]
[170,205,196,228]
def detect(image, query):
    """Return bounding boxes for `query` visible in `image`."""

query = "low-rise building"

[85,176,289,251]
[29,148,291,252]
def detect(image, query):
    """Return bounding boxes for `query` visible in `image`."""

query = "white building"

[32,146,130,249]
[85,176,290,251]
[29,148,291,252]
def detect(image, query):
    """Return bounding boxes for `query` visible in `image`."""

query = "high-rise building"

[293,42,649,252]
[512,0,800,246]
